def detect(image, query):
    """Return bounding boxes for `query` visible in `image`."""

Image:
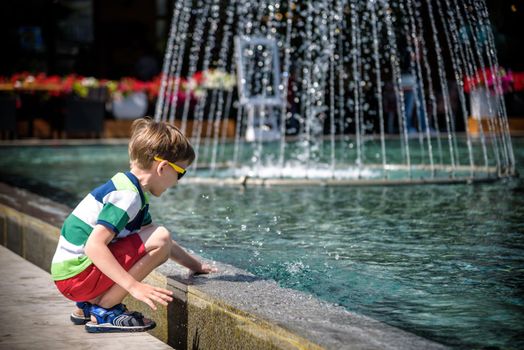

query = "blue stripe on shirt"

[91,180,117,203]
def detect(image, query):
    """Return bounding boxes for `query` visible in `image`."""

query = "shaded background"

[0,0,166,79]
[0,0,523,79]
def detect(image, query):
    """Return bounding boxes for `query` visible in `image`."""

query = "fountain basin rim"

[183,174,509,187]
[189,163,515,186]
[195,163,501,172]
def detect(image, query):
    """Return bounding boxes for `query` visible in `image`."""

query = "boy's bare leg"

[87,225,171,311]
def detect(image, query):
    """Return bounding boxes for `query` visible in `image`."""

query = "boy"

[51,117,216,333]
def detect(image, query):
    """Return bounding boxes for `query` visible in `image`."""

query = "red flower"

[464,67,514,94]
[513,72,524,92]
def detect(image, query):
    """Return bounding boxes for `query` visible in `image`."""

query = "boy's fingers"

[201,264,218,273]
[152,290,172,302]
[144,298,157,310]
[154,286,173,294]
[200,267,217,274]
[150,294,168,306]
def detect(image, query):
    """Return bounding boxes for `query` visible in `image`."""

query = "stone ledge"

[156,260,447,350]
[0,182,447,350]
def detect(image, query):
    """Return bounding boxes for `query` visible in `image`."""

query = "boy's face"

[150,159,190,197]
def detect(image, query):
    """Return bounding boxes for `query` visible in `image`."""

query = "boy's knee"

[154,226,170,240]
[151,226,171,258]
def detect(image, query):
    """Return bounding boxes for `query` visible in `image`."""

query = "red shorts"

[55,233,146,302]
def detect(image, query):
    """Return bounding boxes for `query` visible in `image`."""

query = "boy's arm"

[170,239,217,274]
[85,224,173,309]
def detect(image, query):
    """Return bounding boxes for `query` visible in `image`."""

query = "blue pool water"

[0,138,523,349]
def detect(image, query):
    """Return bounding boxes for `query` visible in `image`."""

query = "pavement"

[0,245,172,350]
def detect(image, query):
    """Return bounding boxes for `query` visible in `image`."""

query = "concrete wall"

[0,203,60,272]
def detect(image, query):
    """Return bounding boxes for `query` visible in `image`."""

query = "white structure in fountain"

[235,36,283,142]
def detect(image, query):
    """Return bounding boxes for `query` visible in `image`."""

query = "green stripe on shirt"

[51,255,92,281]
[112,173,138,193]
[62,214,92,246]
[142,211,152,226]
[98,202,130,233]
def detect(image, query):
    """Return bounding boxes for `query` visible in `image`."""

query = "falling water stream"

[153,0,514,184]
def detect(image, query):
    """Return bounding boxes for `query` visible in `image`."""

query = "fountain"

[154,0,516,185]
[0,3,521,347]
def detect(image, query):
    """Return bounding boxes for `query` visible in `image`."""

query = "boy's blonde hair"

[129,117,195,169]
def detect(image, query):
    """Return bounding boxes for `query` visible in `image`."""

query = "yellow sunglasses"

[154,156,187,179]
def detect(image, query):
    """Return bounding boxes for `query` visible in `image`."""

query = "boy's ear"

[155,160,165,175]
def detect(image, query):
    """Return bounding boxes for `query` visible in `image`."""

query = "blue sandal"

[85,303,156,333]
[70,302,92,325]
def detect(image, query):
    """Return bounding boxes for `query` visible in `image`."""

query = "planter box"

[104,119,237,139]
[64,98,105,137]
[468,116,524,136]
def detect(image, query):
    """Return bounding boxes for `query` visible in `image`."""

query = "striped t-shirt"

[51,172,151,281]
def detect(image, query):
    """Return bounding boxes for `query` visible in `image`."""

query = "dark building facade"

[0,0,171,79]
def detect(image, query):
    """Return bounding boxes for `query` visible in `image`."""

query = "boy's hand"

[128,281,173,310]
[170,239,218,274]
[194,263,218,275]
